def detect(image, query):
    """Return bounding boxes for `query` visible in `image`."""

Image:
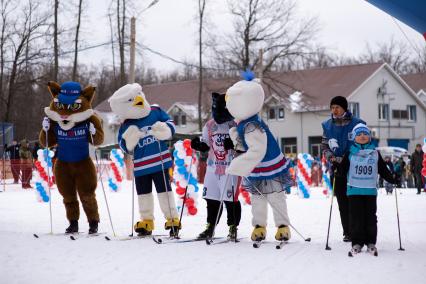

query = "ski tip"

[275,245,281,249]
[253,242,260,248]
[205,239,212,245]
[105,236,111,241]
[33,234,39,238]
[348,251,353,257]
[305,237,312,242]
[325,246,332,250]
[152,237,163,244]
[70,235,77,240]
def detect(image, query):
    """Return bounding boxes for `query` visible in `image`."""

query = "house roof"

[95,63,386,114]
[401,72,426,93]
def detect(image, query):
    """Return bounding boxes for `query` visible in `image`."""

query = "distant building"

[95,63,426,157]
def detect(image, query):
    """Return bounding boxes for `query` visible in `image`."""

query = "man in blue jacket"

[321,96,365,242]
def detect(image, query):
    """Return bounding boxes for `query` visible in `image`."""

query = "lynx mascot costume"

[108,83,180,236]
[225,71,293,242]
[39,81,104,234]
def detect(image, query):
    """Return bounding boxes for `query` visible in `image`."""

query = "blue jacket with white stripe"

[118,106,175,177]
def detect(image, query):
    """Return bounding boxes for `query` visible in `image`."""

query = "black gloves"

[191,137,210,152]
[224,138,234,151]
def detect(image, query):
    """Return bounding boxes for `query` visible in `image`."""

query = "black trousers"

[413,172,424,193]
[206,199,241,227]
[348,195,377,246]
[135,170,171,195]
[332,174,350,237]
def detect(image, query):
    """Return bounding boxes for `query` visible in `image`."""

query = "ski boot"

[349,244,363,257]
[275,225,291,241]
[65,220,79,234]
[165,218,181,237]
[251,225,266,241]
[134,220,154,236]
[88,221,99,234]
[228,225,238,241]
[367,244,378,256]
[343,234,351,242]
[197,223,214,240]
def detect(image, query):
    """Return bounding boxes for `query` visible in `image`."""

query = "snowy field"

[1,180,425,284]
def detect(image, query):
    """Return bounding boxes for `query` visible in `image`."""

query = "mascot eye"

[70,103,81,111]
[128,98,133,102]
[55,102,64,109]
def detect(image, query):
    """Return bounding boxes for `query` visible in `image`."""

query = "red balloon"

[185,198,194,206]
[422,168,426,177]
[183,139,191,149]
[176,187,186,195]
[422,160,426,167]
[186,148,193,156]
[188,206,197,215]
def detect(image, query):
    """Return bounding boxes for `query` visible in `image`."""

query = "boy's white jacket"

[225,77,267,177]
[108,83,172,151]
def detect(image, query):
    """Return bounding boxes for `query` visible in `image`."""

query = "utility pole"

[129,17,136,84]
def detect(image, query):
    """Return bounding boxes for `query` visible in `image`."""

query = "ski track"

[1,181,426,284]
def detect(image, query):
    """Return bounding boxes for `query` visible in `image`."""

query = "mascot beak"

[132,95,144,108]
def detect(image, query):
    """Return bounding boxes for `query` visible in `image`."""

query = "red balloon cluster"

[422,154,426,177]
[34,160,53,187]
[297,160,312,185]
[110,162,123,182]
[239,186,251,205]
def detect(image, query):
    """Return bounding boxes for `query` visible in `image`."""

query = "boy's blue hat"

[58,81,81,104]
[352,123,371,138]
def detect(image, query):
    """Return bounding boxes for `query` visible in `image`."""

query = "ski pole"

[90,130,116,237]
[43,120,53,235]
[178,152,195,229]
[155,138,178,238]
[325,169,336,250]
[229,151,238,242]
[129,150,135,237]
[244,177,312,242]
[207,173,232,243]
[394,184,405,251]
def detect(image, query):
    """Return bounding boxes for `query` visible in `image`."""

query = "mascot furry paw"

[225,71,292,241]
[39,81,104,234]
[108,83,180,237]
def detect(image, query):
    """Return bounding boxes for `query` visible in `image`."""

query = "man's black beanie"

[330,96,348,111]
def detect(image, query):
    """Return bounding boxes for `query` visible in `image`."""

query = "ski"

[252,240,263,248]
[69,232,106,240]
[367,248,378,256]
[105,234,168,241]
[253,239,288,249]
[154,236,222,245]
[276,240,288,249]
[33,232,83,239]
[206,237,244,245]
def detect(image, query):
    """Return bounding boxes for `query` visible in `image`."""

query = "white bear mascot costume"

[108,83,180,237]
[225,71,292,242]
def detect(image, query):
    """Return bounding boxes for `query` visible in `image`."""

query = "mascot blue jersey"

[55,122,89,162]
[237,115,290,181]
[118,106,175,177]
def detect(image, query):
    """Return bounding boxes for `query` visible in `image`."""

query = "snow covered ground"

[1,180,425,284]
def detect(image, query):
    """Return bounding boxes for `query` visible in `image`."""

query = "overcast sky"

[77,0,425,73]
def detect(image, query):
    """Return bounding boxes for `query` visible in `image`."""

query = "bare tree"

[197,0,206,131]
[71,0,83,81]
[0,0,15,111]
[210,0,317,74]
[358,38,409,73]
[53,0,59,81]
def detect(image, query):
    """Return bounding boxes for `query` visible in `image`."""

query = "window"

[281,137,297,157]
[278,108,285,119]
[378,104,389,121]
[173,115,178,125]
[181,115,187,126]
[267,106,285,120]
[408,105,417,122]
[268,108,276,120]
[348,102,360,118]
[308,136,322,159]
[392,109,408,120]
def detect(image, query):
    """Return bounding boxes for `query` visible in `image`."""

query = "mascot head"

[225,70,264,121]
[212,92,233,124]
[45,81,95,130]
[108,83,151,120]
